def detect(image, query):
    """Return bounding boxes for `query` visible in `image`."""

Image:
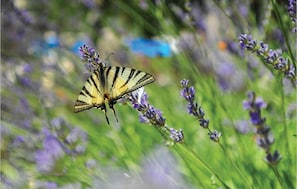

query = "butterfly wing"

[74,70,105,113]
[104,66,155,101]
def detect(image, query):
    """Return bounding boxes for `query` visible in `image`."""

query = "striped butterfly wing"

[74,70,105,113]
[104,66,155,101]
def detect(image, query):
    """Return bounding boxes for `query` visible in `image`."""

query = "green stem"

[270,166,284,189]
[271,0,295,63]
[180,143,231,189]
[218,143,254,189]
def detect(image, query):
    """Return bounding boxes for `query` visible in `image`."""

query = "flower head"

[79,45,105,72]
[128,89,166,126]
[169,128,184,143]
[238,34,297,84]
[208,130,221,142]
[265,150,282,165]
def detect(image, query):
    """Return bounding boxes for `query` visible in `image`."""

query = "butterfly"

[74,63,155,125]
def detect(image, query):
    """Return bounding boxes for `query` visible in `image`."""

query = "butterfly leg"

[97,103,110,126]
[109,101,118,123]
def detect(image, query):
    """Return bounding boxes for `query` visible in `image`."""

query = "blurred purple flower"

[243,91,267,110]
[44,182,58,189]
[141,147,187,188]
[85,159,97,169]
[23,63,32,73]
[243,91,281,165]
[12,135,25,146]
[234,120,254,134]
[239,5,248,17]
[288,0,297,32]
[243,92,267,125]
[15,8,33,25]
[81,0,96,8]
[50,117,88,155]
[35,135,64,173]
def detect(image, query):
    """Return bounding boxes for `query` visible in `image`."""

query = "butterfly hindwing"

[74,70,105,113]
[105,66,155,101]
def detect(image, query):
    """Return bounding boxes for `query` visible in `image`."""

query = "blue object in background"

[71,40,87,56]
[45,34,60,48]
[127,38,171,58]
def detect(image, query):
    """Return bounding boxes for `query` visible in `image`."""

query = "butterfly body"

[74,64,155,125]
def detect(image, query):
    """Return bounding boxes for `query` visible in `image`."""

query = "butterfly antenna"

[102,52,115,66]
[104,52,115,61]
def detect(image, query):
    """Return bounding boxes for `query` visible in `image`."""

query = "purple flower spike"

[180,79,210,128]
[180,79,220,142]
[78,44,104,72]
[238,34,297,84]
[128,89,166,127]
[243,91,281,165]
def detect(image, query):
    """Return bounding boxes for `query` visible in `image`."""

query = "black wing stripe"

[75,100,89,105]
[81,86,95,98]
[120,69,135,88]
[105,66,112,78]
[136,73,151,85]
[98,66,106,89]
[111,67,120,88]
[133,70,142,79]
[121,67,126,74]
[89,73,101,95]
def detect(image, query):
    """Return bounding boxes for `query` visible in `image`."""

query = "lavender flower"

[127,88,184,144]
[14,8,33,25]
[265,150,282,165]
[79,45,105,72]
[128,88,166,126]
[180,79,209,128]
[238,34,296,84]
[180,79,221,142]
[288,0,297,32]
[50,117,88,155]
[234,120,255,134]
[208,130,222,142]
[243,91,281,165]
[169,128,184,143]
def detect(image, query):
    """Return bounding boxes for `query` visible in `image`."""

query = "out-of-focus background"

[1,0,296,188]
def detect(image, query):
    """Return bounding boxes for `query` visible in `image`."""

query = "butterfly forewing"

[74,71,105,113]
[105,67,155,100]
